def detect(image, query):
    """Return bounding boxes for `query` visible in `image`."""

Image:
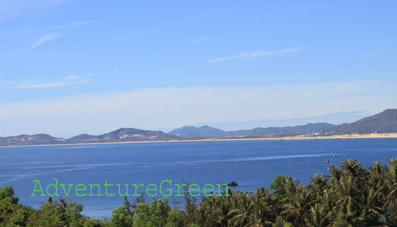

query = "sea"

[0,138,396,219]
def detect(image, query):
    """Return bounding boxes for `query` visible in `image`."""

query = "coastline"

[1,133,396,148]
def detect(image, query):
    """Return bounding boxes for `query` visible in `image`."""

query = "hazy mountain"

[168,125,227,138]
[100,128,178,141]
[66,134,102,143]
[0,128,178,146]
[67,128,178,143]
[170,123,335,138]
[332,109,397,134]
[0,134,65,146]
[1,109,396,146]
[227,123,335,137]
[200,111,370,131]
[169,109,397,138]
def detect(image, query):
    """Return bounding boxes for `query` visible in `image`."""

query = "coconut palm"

[249,187,276,226]
[227,190,254,226]
[309,174,329,201]
[282,184,313,226]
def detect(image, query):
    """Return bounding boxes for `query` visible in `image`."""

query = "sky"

[0,0,396,138]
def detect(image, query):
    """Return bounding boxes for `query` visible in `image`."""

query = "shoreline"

[1,133,396,148]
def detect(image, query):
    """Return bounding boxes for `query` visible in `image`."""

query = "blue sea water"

[0,138,396,219]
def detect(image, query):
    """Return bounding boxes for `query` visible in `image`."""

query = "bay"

[0,138,396,218]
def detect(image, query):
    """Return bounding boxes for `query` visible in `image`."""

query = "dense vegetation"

[1,159,396,226]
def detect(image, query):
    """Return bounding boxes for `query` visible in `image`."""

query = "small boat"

[325,160,330,163]
[334,155,337,158]
[227,181,238,186]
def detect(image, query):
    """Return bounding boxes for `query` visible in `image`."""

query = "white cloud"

[209,48,299,63]
[66,75,80,80]
[0,0,71,21]
[16,75,89,89]
[17,82,71,89]
[30,33,61,49]
[27,20,96,49]
[146,68,184,74]
[378,39,396,44]
[1,20,94,54]
[109,33,135,43]
[46,21,97,30]
[191,37,216,44]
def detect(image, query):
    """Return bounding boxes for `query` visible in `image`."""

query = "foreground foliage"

[1,158,397,226]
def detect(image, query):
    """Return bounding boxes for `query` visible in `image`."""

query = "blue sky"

[0,0,396,137]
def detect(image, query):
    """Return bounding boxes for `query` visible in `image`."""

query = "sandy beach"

[1,133,396,148]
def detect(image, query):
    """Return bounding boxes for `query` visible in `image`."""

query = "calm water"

[0,138,396,218]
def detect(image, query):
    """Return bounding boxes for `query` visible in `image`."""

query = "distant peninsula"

[1,109,396,147]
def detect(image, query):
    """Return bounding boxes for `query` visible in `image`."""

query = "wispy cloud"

[209,48,299,63]
[17,82,71,89]
[66,74,80,80]
[1,21,95,52]
[191,37,217,44]
[0,0,71,21]
[378,39,396,44]
[16,75,90,89]
[109,33,135,43]
[45,21,97,31]
[28,21,96,49]
[146,68,184,75]
[30,33,61,49]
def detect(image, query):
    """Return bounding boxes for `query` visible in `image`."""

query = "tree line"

[1,158,396,226]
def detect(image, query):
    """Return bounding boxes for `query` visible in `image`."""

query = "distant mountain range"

[0,128,177,146]
[199,111,370,131]
[0,109,396,146]
[168,125,227,138]
[168,123,336,138]
[169,109,397,138]
[333,109,397,134]
[67,128,177,143]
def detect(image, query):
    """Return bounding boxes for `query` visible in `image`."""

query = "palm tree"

[309,174,329,201]
[364,162,387,217]
[306,202,332,227]
[282,182,313,226]
[227,191,254,226]
[340,159,367,190]
[333,160,367,215]
[386,158,397,214]
[249,187,276,226]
